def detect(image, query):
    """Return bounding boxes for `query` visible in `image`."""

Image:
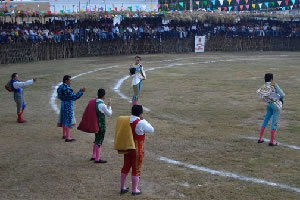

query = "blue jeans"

[261,103,280,130]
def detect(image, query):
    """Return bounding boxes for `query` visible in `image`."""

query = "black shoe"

[257,139,264,143]
[94,160,107,163]
[65,139,76,142]
[62,136,66,139]
[90,158,95,161]
[269,142,278,146]
[132,191,142,196]
[120,188,129,195]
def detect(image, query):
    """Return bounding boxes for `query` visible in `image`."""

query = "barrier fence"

[1,36,300,64]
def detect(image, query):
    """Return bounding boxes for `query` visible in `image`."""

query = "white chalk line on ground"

[50,65,118,114]
[48,56,300,195]
[243,136,300,150]
[159,157,300,194]
[113,56,282,112]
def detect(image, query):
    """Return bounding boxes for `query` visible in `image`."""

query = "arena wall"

[0,36,300,64]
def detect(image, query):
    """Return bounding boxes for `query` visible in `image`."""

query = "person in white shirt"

[120,105,154,196]
[10,73,36,123]
[129,56,146,105]
[92,88,112,163]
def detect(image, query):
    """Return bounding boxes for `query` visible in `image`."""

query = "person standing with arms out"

[129,56,146,105]
[257,73,285,146]
[57,75,85,142]
[91,88,112,163]
[120,105,154,196]
[10,73,37,123]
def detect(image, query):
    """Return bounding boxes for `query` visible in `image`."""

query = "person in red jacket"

[120,105,154,196]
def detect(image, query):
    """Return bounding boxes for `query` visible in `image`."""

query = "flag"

[285,0,289,5]
[265,2,269,8]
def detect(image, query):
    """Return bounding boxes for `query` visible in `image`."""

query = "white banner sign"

[195,36,206,53]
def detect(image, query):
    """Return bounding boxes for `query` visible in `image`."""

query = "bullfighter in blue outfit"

[57,75,85,142]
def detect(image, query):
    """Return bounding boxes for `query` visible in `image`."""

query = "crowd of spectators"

[0,17,299,43]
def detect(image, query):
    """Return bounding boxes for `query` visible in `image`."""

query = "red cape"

[77,98,99,133]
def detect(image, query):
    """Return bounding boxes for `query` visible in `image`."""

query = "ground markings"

[159,157,300,194]
[50,65,118,114]
[48,56,300,195]
[243,136,300,150]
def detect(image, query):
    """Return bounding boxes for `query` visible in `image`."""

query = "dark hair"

[135,56,141,60]
[98,88,106,99]
[63,75,71,83]
[11,73,18,80]
[264,73,273,82]
[132,105,143,117]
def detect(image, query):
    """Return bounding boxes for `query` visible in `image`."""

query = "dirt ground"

[0,52,300,200]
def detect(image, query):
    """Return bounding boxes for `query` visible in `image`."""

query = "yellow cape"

[114,116,136,151]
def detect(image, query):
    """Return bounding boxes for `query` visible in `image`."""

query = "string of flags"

[0,0,299,16]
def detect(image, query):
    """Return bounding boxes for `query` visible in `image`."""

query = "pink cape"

[77,98,99,133]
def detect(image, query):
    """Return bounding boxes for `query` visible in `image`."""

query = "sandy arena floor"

[0,52,300,200]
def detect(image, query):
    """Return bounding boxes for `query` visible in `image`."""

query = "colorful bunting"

[211,0,216,5]
[245,4,249,9]
[258,3,263,8]
[252,3,256,8]
[228,0,232,4]
[179,2,184,7]
[228,6,232,11]
[278,1,282,5]
[291,0,295,4]
[245,0,249,4]
[285,0,289,5]
[265,2,269,8]
[240,4,243,9]
[195,1,200,5]
[219,0,224,6]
